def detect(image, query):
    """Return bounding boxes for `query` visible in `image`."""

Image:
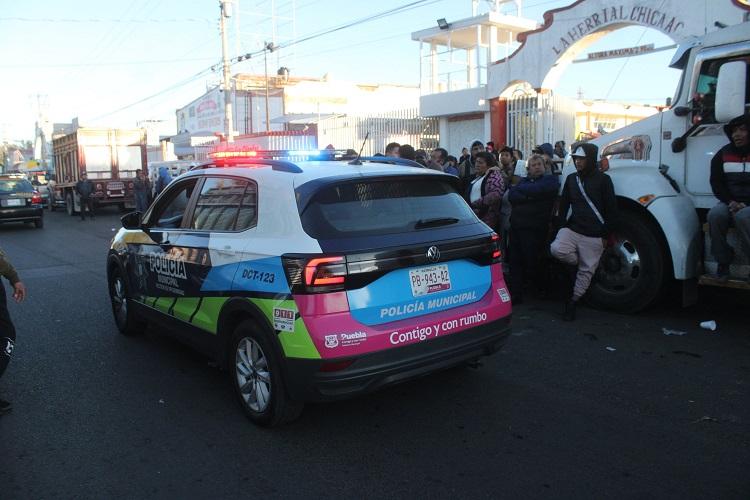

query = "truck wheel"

[34,218,44,229]
[230,319,303,426]
[587,211,665,313]
[66,193,76,216]
[108,267,145,336]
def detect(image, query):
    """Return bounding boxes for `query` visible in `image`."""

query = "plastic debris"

[605,346,616,352]
[699,320,717,331]
[662,328,687,336]
[691,416,717,424]
[158,399,165,404]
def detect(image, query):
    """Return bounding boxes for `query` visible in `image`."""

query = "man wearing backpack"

[550,143,618,321]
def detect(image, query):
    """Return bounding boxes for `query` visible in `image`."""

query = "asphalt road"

[0,209,748,499]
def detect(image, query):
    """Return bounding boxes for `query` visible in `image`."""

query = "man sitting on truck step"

[550,143,618,321]
[708,113,750,282]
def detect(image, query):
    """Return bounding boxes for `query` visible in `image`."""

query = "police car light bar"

[208,148,330,161]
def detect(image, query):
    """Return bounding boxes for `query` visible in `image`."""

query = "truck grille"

[107,181,125,190]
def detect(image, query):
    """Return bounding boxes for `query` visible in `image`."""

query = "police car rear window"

[299,178,475,237]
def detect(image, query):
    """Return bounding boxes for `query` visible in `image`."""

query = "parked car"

[0,175,44,228]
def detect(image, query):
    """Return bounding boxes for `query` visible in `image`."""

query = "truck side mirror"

[121,211,142,230]
[715,61,746,122]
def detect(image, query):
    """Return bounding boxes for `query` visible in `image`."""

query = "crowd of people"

[379,139,616,321]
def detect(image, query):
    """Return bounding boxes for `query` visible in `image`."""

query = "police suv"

[107,150,512,426]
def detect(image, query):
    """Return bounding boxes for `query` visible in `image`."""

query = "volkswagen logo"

[426,246,440,263]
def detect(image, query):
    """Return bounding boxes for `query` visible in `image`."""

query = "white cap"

[571,146,586,157]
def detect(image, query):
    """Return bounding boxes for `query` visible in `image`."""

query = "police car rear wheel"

[230,320,303,426]
[108,269,145,336]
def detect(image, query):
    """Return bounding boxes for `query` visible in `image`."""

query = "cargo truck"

[52,128,147,215]
[566,21,749,312]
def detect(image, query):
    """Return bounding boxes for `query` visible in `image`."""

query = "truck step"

[698,274,750,290]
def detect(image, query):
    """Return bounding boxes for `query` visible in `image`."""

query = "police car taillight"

[304,256,346,286]
[490,233,501,262]
[282,255,347,293]
[31,192,43,204]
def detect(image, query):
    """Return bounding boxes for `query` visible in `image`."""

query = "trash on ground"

[605,346,616,352]
[691,416,717,424]
[158,399,165,404]
[699,320,717,331]
[662,328,687,336]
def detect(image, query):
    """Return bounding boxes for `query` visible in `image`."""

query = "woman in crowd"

[507,154,560,303]
[468,151,505,233]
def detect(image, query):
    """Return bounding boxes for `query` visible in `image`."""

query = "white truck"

[567,21,749,312]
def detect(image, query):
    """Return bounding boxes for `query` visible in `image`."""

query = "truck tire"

[586,211,666,313]
[66,192,76,216]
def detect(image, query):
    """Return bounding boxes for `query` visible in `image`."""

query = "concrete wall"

[421,87,489,118]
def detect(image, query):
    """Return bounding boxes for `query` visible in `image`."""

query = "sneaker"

[715,263,730,283]
[0,398,12,415]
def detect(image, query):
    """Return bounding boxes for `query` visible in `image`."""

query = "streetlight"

[264,42,276,133]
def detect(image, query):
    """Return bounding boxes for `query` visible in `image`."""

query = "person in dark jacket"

[458,140,484,195]
[508,154,560,303]
[155,166,172,196]
[75,172,95,220]
[0,247,26,415]
[707,113,750,281]
[468,151,505,232]
[550,143,618,321]
[133,170,151,213]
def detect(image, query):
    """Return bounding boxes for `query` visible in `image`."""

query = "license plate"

[409,264,451,297]
[2,199,23,207]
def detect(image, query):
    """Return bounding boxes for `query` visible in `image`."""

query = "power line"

[92,0,438,120]
[0,16,212,23]
[5,57,215,69]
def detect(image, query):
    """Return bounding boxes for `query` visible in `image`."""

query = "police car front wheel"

[230,320,303,426]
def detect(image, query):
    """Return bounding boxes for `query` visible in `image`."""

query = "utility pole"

[220,1,234,142]
[264,42,275,133]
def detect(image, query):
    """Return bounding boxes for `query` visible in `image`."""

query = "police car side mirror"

[121,211,143,230]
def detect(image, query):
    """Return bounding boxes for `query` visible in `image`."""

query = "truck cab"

[566,22,750,311]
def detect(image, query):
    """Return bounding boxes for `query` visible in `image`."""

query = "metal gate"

[506,92,576,156]
[318,109,439,156]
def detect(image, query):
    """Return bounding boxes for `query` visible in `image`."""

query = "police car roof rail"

[192,159,303,174]
[351,156,426,169]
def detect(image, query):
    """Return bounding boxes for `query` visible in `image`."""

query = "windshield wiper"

[414,217,459,229]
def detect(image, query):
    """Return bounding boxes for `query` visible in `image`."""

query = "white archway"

[488,0,750,95]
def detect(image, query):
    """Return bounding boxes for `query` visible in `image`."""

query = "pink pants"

[550,228,605,300]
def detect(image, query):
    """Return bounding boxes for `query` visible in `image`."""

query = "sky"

[0,0,684,143]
